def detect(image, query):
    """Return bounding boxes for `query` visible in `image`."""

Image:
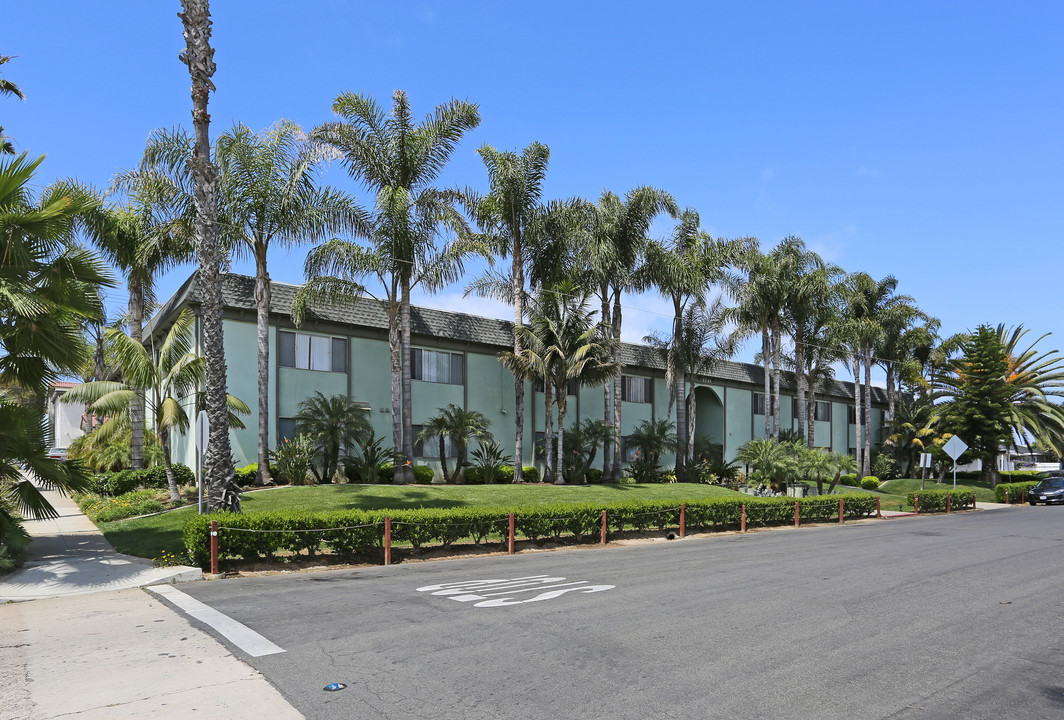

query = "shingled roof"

[147,272,888,404]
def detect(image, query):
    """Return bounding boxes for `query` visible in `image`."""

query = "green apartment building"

[146,273,888,478]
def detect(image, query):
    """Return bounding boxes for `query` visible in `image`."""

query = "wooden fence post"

[209,520,218,575]
[947,493,952,514]
[794,501,800,528]
[600,510,607,545]
[679,504,686,539]
[838,497,844,524]
[508,513,515,555]
[876,496,881,519]
[741,504,746,533]
[914,494,919,514]
[384,516,391,566]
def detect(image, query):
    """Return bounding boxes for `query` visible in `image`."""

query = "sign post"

[942,435,968,489]
[196,410,209,515]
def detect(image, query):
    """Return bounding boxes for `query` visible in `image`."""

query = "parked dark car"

[1029,475,1064,505]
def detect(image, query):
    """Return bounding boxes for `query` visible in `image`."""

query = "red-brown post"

[384,516,392,566]
[876,496,882,519]
[508,513,515,555]
[1022,488,1026,504]
[914,494,919,514]
[973,491,977,510]
[209,520,218,575]
[947,493,952,514]
[794,501,800,528]
[679,503,686,539]
[741,504,747,533]
[839,497,844,523]
[600,510,607,545]
[1005,489,1010,505]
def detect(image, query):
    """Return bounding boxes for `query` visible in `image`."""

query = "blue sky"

[5,2,1063,374]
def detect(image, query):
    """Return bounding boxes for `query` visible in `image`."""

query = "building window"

[753,392,766,416]
[412,424,458,458]
[410,348,464,385]
[847,405,857,424]
[535,378,578,396]
[620,436,640,463]
[278,417,297,442]
[278,331,347,372]
[814,401,831,422]
[621,376,652,404]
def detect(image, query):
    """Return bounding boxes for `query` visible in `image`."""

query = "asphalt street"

[162,508,1064,719]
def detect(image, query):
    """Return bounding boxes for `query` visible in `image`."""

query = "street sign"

[942,435,968,461]
[920,453,933,468]
[196,410,210,451]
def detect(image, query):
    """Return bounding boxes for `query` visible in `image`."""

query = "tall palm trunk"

[543,383,554,482]
[388,306,404,484]
[253,241,274,485]
[400,281,415,483]
[852,354,863,478]
[512,241,525,482]
[437,435,450,484]
[687,391,696,462]
[611,292,624,481]
[762,327,771,438]
[806,384,817,448]
[601,295,612,478]
[160,427,181,503]
[672,307,687,482]
[795,324,807,445]
[863,349,873,478]
[555,389,567,484]
[180,0,235,509]
[127,273,145,471]
[771,317,782,440]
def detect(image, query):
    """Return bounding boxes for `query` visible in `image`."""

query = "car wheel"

[1029,501,1038,506]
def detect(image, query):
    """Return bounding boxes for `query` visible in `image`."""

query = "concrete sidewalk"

[0,488,201,602]
[0,587,304,720]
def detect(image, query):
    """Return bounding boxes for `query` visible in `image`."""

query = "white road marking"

[148,585,285,657]
[417,575,615,608]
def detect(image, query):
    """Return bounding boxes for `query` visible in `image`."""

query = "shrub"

[139,464,195,489]
[343,436,391,484]
[375,464,435,484]
[840,473,858,486]
[860,476,881,490]
[585,468,603,484]
[105,469,139,496]
[272,435,314,486]
[996,481,1040,503]
[78,489,164,523]
[906,489,976,513]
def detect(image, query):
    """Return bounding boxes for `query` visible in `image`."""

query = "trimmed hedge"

[463,465,540,484]
[906,489,977,513]
[860,476,881,490]
[234,463,281,486]
[183,493,879,568]
[94,465,195,496]
[376,464,436,484]
[995,481,1040,503]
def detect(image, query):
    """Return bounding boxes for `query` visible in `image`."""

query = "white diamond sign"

[943,435,968,461]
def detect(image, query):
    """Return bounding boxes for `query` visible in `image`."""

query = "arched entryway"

[691,385,724,459]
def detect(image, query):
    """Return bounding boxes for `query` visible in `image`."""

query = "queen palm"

[0,54,24,155]
[642,211,744,478]
[63,308,250,502]
[463,142,550,482]
[308,89,480,483]
[214,120,367,485]
[417,404,492,484]
[584,187,678,480]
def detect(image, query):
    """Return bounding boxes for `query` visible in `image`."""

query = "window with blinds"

[410,348,464,385]
[277,331,347,372]
[621,376,652,404]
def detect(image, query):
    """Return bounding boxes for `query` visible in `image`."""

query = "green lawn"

[878,477,998,506]
[100,482,745,560]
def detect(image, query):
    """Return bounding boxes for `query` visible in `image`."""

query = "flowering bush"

[272,434,315,486]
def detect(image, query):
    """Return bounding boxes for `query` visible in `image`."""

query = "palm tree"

[0,54,24,156]
[584,187,678,480]
[562,419,615,483]
[642,210,745,479]
[729,243,787,440]
[178,0,235,509]
[798,445,837,496]
[214,120,367,485]
[462,142,550,482]
[628,418,678,469]
[308,89,480,483]
[417,404,492,483]
[62,308,250,502]
[0,154,106,561]
[294,392,372,484]
[735,437,796,490]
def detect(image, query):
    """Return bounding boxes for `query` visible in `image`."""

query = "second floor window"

[278,331,346,372]
[410,348,464,385]
[814,401,832,422]
[621,376,652,404]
